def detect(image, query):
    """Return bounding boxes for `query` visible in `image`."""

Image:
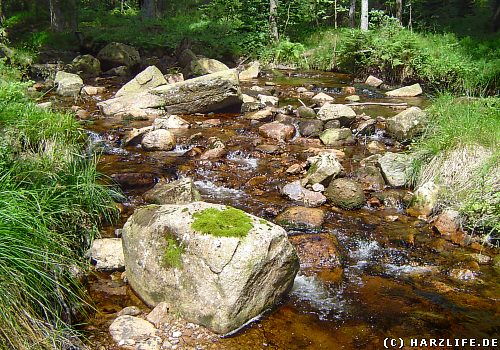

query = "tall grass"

[0,61,120,349]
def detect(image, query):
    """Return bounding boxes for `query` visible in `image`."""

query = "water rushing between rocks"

[47,70,499,349]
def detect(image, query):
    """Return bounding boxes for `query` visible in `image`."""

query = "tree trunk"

[493,0,500,32]
[0,0,4,25]
[396,0,403,24]
[360,0,368,31]
[349,0,356,28]
[142,0,158,19]
[269,0,279,42]
[49,0,64,32]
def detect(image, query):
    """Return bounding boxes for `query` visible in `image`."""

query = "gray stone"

[98,42,141,70]
[385,83,423,97]
[407,181,440,217]
[317,103,356,126]
[117,306,142,317]
[324,120,341,129]
[54,71,83,97]
[143,178,201,205]
[258,94,279,106]
[365,75,383,87]
[325,178,365,210]
[282,180,327,207]
[302,153,343,186]
[296,106,316,119]
[71,54,101,76]
[345,95,360,102]
[146,302,170,328]
[109,315,157,347]
[319,128,353,145]
[141,129,176,151]
[86,238,124,272]
[183,57,229,78]
[116,66,167,97]
[354,165,386,191]
[122,202,299,334]
[386,106,427,141]
[298,120,323,137]
[239,61,260,80]
[259,122,295,142]
[311,92,334,102]
[153,115,190,129]
[378,152,413,187]
[276,207,325,230]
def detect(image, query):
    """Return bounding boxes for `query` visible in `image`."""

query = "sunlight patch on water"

[349,240,381,267]
[194,180,244,199]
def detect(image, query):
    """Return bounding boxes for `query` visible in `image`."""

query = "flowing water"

[48,70,499,349]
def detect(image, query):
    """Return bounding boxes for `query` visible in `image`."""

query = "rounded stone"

[325,178,365,210]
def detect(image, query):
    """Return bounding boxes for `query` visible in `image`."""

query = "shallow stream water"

[47,70,499,349]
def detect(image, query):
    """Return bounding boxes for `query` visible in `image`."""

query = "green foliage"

[191,207,253,238]
[260,38,307,67]
[163,236,185,268]
[0,61,120,349]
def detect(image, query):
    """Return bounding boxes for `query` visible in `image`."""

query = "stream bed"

[46,70,499,349]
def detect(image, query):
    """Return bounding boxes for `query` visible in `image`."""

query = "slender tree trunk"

[493,0,500,32]
[49,0,64,32]
[349,0,356,28]
[396,0,403,24]
[0,0,4,25]
[142,0,158,19]
[334,0,337,29]
[269,0,279,42]
[360,0,368,31]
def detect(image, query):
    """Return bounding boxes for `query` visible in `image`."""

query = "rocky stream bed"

[38,65,499,350]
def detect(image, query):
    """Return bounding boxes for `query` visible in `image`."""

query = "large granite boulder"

[378,152,413,187]
[317,103,356,126]
[183,57,229,78]
[71,54,101,76]
[386,106,427,141]
[97,42,141,70]
[122,202,299,334]
[54,71,83,97]
[115,65,167,97]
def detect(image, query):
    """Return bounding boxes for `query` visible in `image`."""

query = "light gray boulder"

[378,152,413,187]
[385,83,422,97]
[183,57,229,78]
[86,238,125,272]
[115,66,167,97]
[54,71,83,97]
[301,153,343,186]
[317,103,356,126]
[71,54,101,76]
[143,178,201,205]
[386,106,427,141]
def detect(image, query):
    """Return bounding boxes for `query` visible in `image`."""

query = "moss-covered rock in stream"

[325,178,366,210]
[121,202,299,334]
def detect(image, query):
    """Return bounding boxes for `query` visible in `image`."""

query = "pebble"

[172,331,182,338]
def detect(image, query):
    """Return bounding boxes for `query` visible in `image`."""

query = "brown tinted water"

[51,70,499,349]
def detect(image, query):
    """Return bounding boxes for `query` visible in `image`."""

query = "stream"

[44,70,499,349]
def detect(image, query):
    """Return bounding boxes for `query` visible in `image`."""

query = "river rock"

[378,152,413,187]
[407,181,440,217]
[143,178,201,205]
[146,302,170,328]
[345,95,360,102]
[296,106,316,119]
[178,49,197,68]
[54,71,83,97]
[354,165,386,191]
[258,94,279,106]
[282,180,327,207]
[71,54,101,76]
[312,92,334,102]
[290,234,342,272]
[276,207,325,230]
[239,61,260,80]
[183,57,229,78]
[433,209,461,235]
[325,178,365,210]
[153,115,190,129]
[302,153,343,186]
[165,73,184,84]
[355,119,376,136]
[116,66,167,97]
[259,122,295,142]
[386,107,427,141]
[200,137,227,159]
[319,128,353,146]
[298,120,323,137]
[365,75,383,87]
[109,315,158,347]
[385,83,423,97]
[86,238,125,272]
[98,42,141,70]
[98,69,242,116]
[245,106,272,119]
[241,94,257,103]
[367,140,386,154]
[121,202,299,334]
[317,103,356,126]
[324,120,341,129]
[141,129,176,151]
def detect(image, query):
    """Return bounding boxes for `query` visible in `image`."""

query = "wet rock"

[325,178,365,210]
[312,92,334,102]
[282,180,327,207]
[256,144,280,154]
[449,268,476,282]
[367,140,386,154]
[98,42,141,70]
[298,120,323,137]
[183,57,229,78]
[143,178,201,205]
[258,94,279,106]
[116,66,168,97]
[259,122,295,142]
[164,73,184,84]
[242,102,268,114]
[71,54,101,76]
[378,152,413,187]
[105,65,129,76]
[153,115,190,129]
[319,128,353,146]
[354,119,376,136]
[433,209,461,235]
[289,234,342,271]
[86,238,125,272]
[241,94,257,103]
[407,181,440,217]
[342,86,356,94]
[82,85,106,95]
[200,137,227,159]
[302,153,343,186]
[385,83,422,97]
[111,172,156,188]
[276,207,325,230]
[123,126,153,146]
[122,202,299,334]
[109,315,158,347]
[142,129,176,151]
[99,69,242,116]
[201,118,221,127]
[275,114,296,125]
[365,75,383,87]
[286,163,305,174]
[297,87,308,93]
[239,61,260,80]
[296,106,316,119]
[354,165,386,191]
[54,71,83,97]
[177,48,197,68]
[317,103,357,126]
[146,302,170,328]
[324,119,341,129]
[117,306,142,317]
[386,107,427,141]
[345,95,360,102]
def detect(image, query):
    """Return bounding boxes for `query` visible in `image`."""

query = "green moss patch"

[191,207,253,238]
[163,237,184,268]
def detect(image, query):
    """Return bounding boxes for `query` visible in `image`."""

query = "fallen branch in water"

[346,102,408,107]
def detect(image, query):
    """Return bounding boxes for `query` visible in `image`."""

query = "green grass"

[192,207,253,238]
[0,59,120,349]
[163,237,185,268]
